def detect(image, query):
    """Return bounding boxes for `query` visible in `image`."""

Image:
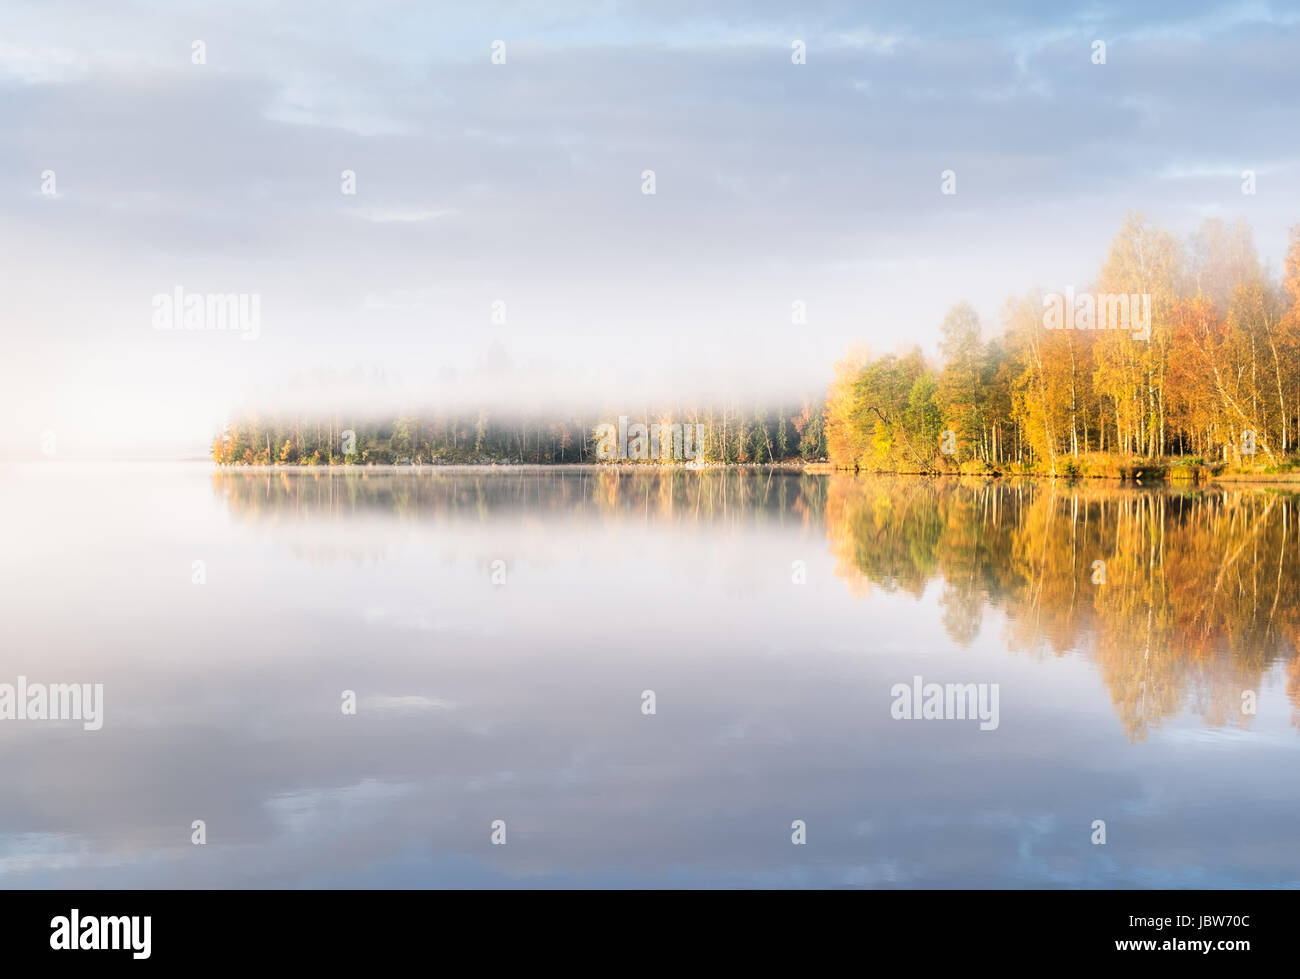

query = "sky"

[2,0,1298,457]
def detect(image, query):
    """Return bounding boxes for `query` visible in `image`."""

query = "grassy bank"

[831,452,1300,482]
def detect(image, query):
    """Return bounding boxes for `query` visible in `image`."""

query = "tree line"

[211,401,827,465]
[827,214,1300,475]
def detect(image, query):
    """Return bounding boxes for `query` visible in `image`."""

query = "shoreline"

[205,461,1300,485]
[210,461,818,473]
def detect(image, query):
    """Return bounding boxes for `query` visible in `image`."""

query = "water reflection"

[2,464,1296,888]
[212,466,828,528]
[216,469,1300,742]
[823,478,1300,741]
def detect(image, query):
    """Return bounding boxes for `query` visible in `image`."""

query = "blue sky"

[2,0,1298,455]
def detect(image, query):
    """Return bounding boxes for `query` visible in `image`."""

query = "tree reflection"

[213,468,1300,740]
[826,477,1300,740]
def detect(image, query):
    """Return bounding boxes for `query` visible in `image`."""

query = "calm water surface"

[1,463,1298,887]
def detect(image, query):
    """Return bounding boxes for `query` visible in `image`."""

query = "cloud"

[2,0,1298,455]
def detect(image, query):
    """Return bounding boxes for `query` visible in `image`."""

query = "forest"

[826,214,1300,476]
[213,214,1300,477]
[211,401,827,466]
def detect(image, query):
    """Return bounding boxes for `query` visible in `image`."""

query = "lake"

[1,463,1298,887]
